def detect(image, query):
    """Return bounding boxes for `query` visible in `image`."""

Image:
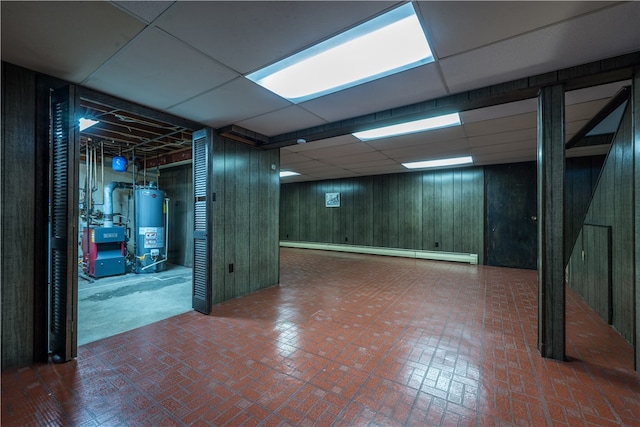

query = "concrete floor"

[77,264,192,346]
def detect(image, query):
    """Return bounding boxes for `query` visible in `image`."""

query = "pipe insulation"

[103,182,132,227]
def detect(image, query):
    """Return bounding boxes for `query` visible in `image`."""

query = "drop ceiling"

[2,1,639,182]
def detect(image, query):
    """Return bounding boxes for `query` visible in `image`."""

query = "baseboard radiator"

[280,241,478,265]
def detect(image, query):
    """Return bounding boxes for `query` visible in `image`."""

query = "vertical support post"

[537,84,566,360]
[633,69,640,371]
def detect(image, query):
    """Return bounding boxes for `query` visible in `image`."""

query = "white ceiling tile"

[315,170,363,179]
[439,2,640,94]
[327,151,390,166]
[280,151,312,164]
[84,28,239,110]
[112,1,174,24]
[362,126,468,151]
[168,78,291,128]
[345,164,406,176]
[284,135,359,153]
[565,99,611,123]
[463,112,536,137]
[280,161,326,174]
[474,156,536,167]
[565,81,631,105]
[300,63,448,122]
[1,1,144,83]
[237,105,327,137]
[471,140,536,156]
[283,160,334,172]
[417,1,616,59]
[468,128,537,148]
[461,99,537,124]
[380,139,471,162]
[304,166,352,177]
[473,148,537,164]
[303,143,376,160]
[340,159,398,170]
[1,0,631,182]
[155,1,396,74]
[565,120,590,138]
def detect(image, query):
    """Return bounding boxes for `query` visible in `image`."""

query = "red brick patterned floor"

[2,248,639,426]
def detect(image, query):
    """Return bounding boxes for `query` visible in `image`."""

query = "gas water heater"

[135,183,167,273]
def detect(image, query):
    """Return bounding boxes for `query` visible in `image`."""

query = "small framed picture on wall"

[325,192,340,208]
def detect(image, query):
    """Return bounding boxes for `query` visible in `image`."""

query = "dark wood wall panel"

[485,162,537,269]
[299,182,315,241]
[634,71,640,372]
[462,168,485,257]
[612,111,634,340]
[353,176,373,246]
[280,167,485,263]
[398,173,422,250]
[212,137,280,305]
[569,226,612,323]
[568,104,634,343]
[565,155,605,261]
[161,164,193,267]
[422,173,436,251]
[224,140,238,300]
[260,146,280,289]
[1,63,37,370]
[372,176,388,247]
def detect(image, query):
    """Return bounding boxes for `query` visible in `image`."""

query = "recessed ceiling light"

[353,113,461,141]
[79,117,99,131]
[280,171,301,178]
[402,156,473,169]
[246,3,433,103]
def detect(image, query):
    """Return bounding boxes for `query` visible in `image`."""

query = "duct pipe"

[103,182,131,227]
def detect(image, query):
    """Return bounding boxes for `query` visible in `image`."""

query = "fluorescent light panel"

[247,3,433,103]
[353,113,461,141]
[79,117,99,131]
[280,171,300,178]
[402,156,473,169]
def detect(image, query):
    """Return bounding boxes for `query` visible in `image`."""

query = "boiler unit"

[135,183,167,273]
[82,226,126,278]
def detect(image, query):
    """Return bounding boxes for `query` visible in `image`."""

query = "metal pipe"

[164,198,170,263]
[103,182,132,227]
[140,258,167,270]
[88,144,92,211]
[100,141,104,204]
[86,141,91,212]
[132,149,137,259]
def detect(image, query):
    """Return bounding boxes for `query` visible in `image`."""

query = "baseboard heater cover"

[280,241,478,265]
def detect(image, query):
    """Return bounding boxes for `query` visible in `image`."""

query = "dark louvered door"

[50,86,79,362]
[192,128,213,314]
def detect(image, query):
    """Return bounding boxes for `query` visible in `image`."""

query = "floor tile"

[2,248,638,426]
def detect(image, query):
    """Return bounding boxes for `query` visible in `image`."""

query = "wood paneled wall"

[565,155,605,261]
[281,167,485,263]
[1,63,37,370]
[211,136,280,304]
[160,164,193,267]
[485,162,537,269]
[568,104,635,343]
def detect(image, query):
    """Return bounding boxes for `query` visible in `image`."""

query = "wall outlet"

[228,263,234,273]
[434,242,439,248]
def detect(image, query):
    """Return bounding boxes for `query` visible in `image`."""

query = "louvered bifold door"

[50,86,80,362]
[192,128,213,314]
